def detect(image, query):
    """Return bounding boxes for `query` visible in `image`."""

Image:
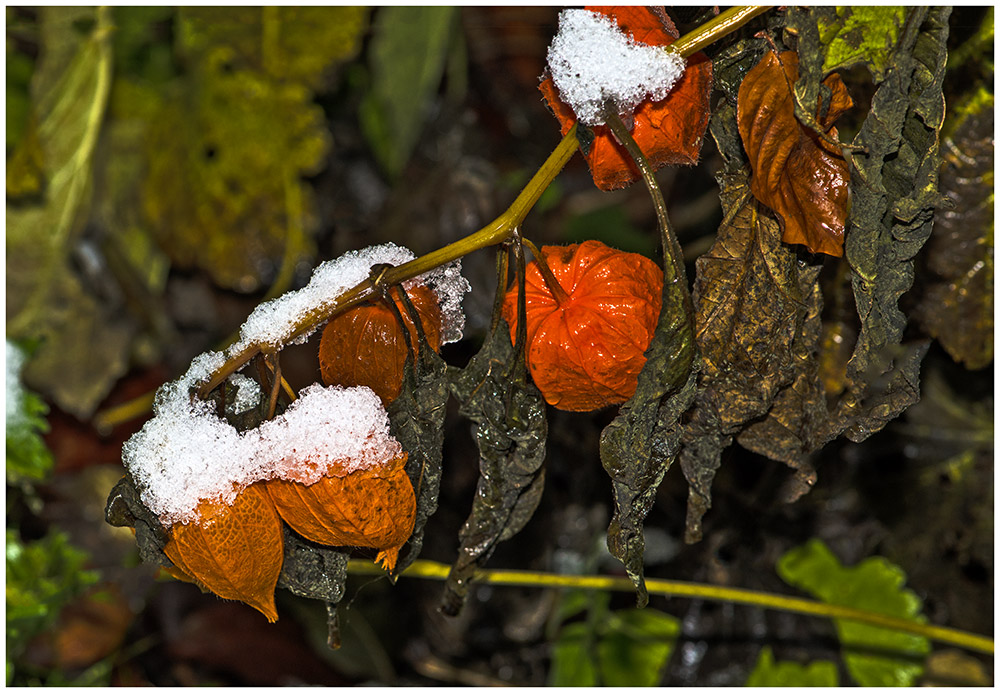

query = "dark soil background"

[11,6,993,686]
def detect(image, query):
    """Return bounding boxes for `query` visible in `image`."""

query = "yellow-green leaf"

[777,539,930,686]
[746,646,839,686]
[818,7,908,80]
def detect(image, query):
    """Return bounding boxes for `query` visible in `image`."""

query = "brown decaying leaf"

[502,240,663,412]
[918,100,994,369]
[319,284,442,405]
[265,454,416,572]
[539,6,713,191]
[738,50,853,257]
[163,483,284,623]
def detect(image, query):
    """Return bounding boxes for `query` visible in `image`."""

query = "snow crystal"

[547,9,686,127]
[228,373,262,415]
[6,340,26,427]
[124,375,402,526]
[123,241,472,526]
[233,244,417,352]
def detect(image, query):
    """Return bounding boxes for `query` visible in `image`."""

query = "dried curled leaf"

[502,240,663,412]
[163,483,284,622]
[319,284,443,405]
[265,454,416,572]
[539,6,713,191]
[738,50,853,257]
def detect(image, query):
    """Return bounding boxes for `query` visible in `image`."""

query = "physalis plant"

[112,6,721,623]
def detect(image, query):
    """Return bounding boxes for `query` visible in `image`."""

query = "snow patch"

[123,242,471,526]
[232,243,470,352]
[124,361,402,526]
[6,340,26,427]
[547,9,686,127]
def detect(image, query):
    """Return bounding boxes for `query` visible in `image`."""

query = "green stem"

[198,127,578,397]
[347,559,994,656]
[671,5,773,58]
[196,5,773,398]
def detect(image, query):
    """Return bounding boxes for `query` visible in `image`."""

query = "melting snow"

[547,9,686,127]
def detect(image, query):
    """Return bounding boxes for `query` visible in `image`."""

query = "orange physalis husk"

[265,453,416,572]
[319,283,442,405]
[539,6,714,191]
[737,50,853,257]
[502,239,663,412]
[162,483,284,622]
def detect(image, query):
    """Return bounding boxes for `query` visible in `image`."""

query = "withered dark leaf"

[386,321,450,573]
[441,316,547,616]
[737,50,853,257]
[679,167,818,541]
[917,91,994,369]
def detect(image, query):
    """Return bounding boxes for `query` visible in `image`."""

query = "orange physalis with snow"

[502,240,663,411]
[540,6,714,191]
[162,483,284,622]
[265,453,416,572]
[319,283,442,405]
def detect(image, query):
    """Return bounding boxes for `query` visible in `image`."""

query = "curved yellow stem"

[347,558,994,656]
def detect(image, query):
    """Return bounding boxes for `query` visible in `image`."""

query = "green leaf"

[6,529,98,682]
[179,6,368,89]
[5,7,127,418]
[777,539,930,686]
[359,6,458,177]
[441,316,547,615]
[549,602,680,687]
[549,622,600,686]
[818,7,908,80]
[5,341,53,484]
[142,43,329,292]
[597,609,680,686]
[746,646,839,686]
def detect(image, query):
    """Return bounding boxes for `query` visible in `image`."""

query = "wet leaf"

[539,6,713,191]
[737,50,853,257]
[501,240,663,412]
[265,455,416,572]
[680,164,818,541]
[179,6,367,89]
[777,539,930,687]
[386,324,450,573]
[163,483,285,622]
[275,527,349,606]
[817,6,950,441]
[745,646,839,686]
[6,8,133,418]
[441,316,547,616]
[320,284,443,405]
[817,6,909,80]
[917,89,993,369]
[359,6,458,177]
